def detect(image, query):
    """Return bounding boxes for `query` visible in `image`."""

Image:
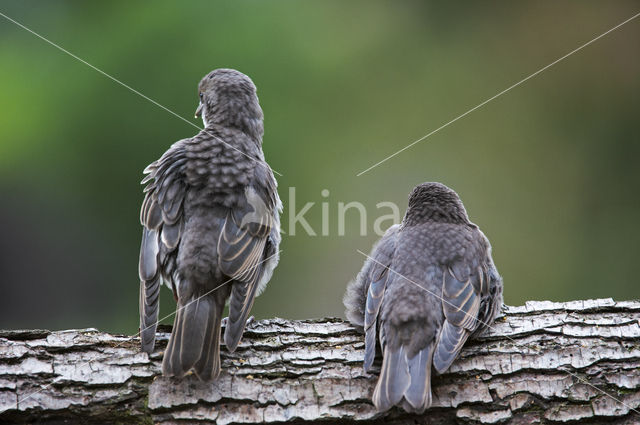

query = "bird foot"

[221,316,255,327]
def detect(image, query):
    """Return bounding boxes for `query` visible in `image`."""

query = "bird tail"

[372,344,434,413]
[162,292,224,381]
[140,274,161,353]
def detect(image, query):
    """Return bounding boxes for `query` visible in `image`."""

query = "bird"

[343,182,502,413]
[138,68,281,381]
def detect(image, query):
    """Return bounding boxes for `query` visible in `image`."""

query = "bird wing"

[472,237,504,338]
[219,163,280,351]
[361,225,400,373]
[433,237,489,373]
[138,142,188,353]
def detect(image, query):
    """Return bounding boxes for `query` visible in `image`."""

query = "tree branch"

[1,298,639,424]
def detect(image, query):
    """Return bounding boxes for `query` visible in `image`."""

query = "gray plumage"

[344,182,502,413]
[138,68,281,380]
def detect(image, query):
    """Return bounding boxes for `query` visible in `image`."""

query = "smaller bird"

[344,182,503,413]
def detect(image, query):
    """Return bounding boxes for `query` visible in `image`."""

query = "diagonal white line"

[5,249,282,413]
[0,11,283,177]
[356,11,640,176]
[356,249,640,416]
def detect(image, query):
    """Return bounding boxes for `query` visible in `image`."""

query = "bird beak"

[195,103,203,119]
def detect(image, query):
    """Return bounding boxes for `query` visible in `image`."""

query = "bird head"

[195,68,264,141]
[403,182,470,226]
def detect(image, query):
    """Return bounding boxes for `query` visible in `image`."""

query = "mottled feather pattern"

[138,69,281,381]
[344,182,503,413]
[183,128,256,208]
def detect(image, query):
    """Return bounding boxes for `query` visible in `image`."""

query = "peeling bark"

[0,298,639,424]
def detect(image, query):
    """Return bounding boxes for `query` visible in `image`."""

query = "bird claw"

[221,316,255,327]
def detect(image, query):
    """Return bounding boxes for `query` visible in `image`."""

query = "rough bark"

[0,298,639,424]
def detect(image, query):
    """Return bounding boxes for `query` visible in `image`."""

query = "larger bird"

[344,182,502,413]
[138,68,281,380]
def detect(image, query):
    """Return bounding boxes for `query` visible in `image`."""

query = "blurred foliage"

[0,1,638,333]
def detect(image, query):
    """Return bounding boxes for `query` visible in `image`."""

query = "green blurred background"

[0,1,638,334]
